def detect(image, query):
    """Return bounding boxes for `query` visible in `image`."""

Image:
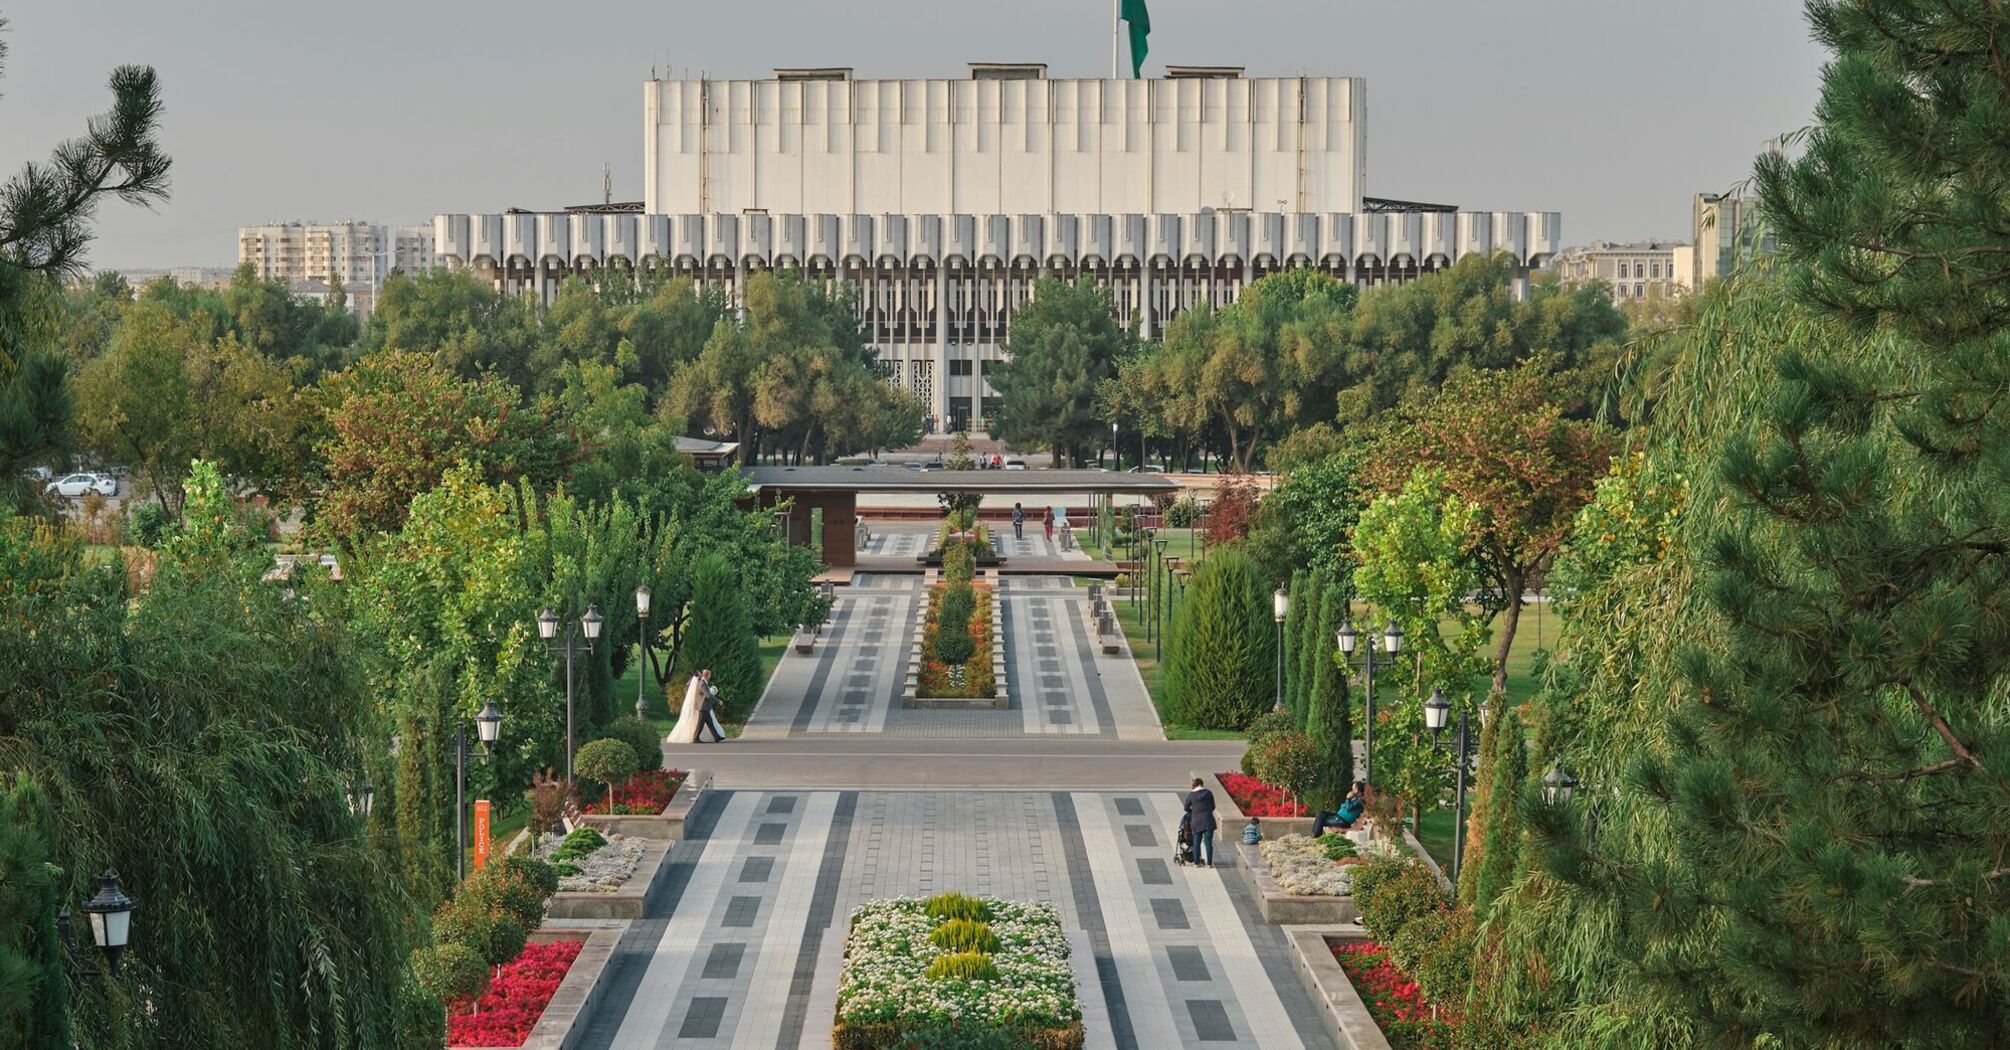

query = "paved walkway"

[570,538,1334,1049]
[568,789,1331,1050]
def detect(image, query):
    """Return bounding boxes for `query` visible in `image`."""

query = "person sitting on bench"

[1310,781,1367,837]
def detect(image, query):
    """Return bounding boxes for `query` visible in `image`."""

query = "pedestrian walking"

[1012,502,1025,540]
[1183,776,1218,868]
[1043,507,1054,542]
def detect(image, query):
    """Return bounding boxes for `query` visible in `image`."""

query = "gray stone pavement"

[578,540,1337,1050]
[567,789,1333,1050]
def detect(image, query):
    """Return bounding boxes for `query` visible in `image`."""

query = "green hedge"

[1162,549,1276,730]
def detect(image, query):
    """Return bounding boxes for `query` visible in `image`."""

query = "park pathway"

[565,524,1335,1049]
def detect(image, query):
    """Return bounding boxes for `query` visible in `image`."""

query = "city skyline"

[0,0,1822,271]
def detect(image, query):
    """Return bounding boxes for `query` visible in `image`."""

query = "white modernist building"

[435,65,1560,429]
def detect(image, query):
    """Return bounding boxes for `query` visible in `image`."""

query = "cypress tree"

[1283,568,1308,720]
[1464,701,1525,916]
[1162,549,1276,730]
[1294,567,1328,728]
[1302,579,1354,812]
[678,551,763,721]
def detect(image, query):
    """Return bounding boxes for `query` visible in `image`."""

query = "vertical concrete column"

[1141,264,1157,341]
[935,260,952,427]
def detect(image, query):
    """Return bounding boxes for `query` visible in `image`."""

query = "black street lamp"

[1336,618,1403,789]
[348,780,375,819]
[1543,766,1578,806]
[454,700,504,881]
[632,584,688,722]
[1423,686,1473,883]
[58,869,138,980]
[537,604,602,785]
[1153,537,1170,659]
[1272,587,1290,714]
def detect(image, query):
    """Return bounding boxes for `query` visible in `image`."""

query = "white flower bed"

[533,830,643,893]
[837,897,1080,1041]
[1258,833,1398,896]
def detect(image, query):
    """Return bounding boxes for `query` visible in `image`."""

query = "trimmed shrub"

[679,551,763,721]
[1250,730,1322,809]
[922,892,990,923]
[599,715,664,772]
[924,951,1001,982]
[934,583,976,665]
[574,738,639,798]
[1352,855,1449,945]
[941,540,974,582]
[929,919,1001,955]
[1318,833,1358,861]
[409,942,488,1005]
[431,891,527,967]
[1388,905,1477,1007]
[1240,710,1299,773]
[1161,549,1276,730]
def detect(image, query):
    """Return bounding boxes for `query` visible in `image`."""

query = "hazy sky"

[0,1,1825,271]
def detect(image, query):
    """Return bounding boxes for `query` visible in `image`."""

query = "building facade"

[1549,240,1692,304]
[436,66,1561,430]
[1692,193,1775,284]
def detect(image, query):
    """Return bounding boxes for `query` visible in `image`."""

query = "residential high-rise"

[1549,241,1692,304]
[436,65,1561,429]
[237,221,442,319]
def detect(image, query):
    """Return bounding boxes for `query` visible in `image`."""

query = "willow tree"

[0,464,434,1049]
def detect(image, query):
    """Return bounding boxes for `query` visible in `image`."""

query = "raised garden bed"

[1329,937,1459,1049]
[446,938,582,1048]
[579,768,710,841]
[536,826,672,920]
[583,768,685,815]
[1236,839,1359,925]
[903,580,1007,710]
[1219,771,1311,818]
[919,523,1005,566]
[834,893,1084,1050]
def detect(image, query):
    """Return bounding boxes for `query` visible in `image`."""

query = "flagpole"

[1112,0,1121,78]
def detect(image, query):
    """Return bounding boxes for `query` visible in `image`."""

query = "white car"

[1003,459,1027,470]
[46,473,117,498]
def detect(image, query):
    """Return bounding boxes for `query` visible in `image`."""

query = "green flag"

[1121,0,1150,78]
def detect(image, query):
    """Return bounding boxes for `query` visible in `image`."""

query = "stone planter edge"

[1234,841,1359,925]
[578,768,712,842]
[1282,927,1395,1050]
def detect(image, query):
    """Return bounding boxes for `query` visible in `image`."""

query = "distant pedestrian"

[1183,776,1218,868]
[1012,502,1025,540]
[1042,507,1054,542]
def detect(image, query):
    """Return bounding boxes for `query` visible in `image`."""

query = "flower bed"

[1329,939,1457,1050]
[918,581,996,699]
[582,768,687,815]
[1258,833,1368,896]
[447,938,583,1048]
[1218,771,1310,817]
[532,827,643,893]
[835,894,1083,1050]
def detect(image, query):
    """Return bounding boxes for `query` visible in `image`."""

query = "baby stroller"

[1174,812,1196,866]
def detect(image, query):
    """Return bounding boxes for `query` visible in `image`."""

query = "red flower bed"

[1217,771,1309,817]
[447,939,583,1048]
[583,769,686,815]
[1329,940,1457,1049]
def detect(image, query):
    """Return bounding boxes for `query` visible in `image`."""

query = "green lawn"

[609,636,788,740]
[1102,589,1244,741]
[1411,805,1459,871]
[1108,527,1207,574]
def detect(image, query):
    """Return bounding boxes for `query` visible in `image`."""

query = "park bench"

[792,625,817,653]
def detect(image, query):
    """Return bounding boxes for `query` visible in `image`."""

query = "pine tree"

[1302,579,1354,812]
[1528,3,2010,1043]
[678,551,762,721]
[1162,549,1275,730]
[0,776,68,1050]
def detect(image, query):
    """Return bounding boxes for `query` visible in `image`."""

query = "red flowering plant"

[582,769,687,815]
[1328,940,1458,1049]
[1217,771,1310,817]
[447,938,584,1048]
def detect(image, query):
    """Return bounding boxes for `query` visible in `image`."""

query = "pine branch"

[1903,683,1978,769]
[1902,868,2010,889]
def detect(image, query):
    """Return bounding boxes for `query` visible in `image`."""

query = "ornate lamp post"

[1272,587,1290,714]
[454,700,503,881]
[1336,618,1404,788]
[56,870,140,979]
[1153,537,1170,659]
[537,604,602,785]
[1543,766,1578,805]
[1423,686,1473,882]
[348,780,374,819]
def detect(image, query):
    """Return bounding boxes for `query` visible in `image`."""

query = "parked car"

[46,473,117,498]
[1003,459,1027,470]
[1127,464,1166,474]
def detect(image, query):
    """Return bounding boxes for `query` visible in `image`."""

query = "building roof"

[674,436,742,457]
[743,466,1179,494]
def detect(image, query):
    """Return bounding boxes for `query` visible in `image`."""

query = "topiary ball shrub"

[1250,730,1322,808]
[1240,710,1301,773]
[924,950,1001,982]
[574,737,639,799]
[410,942,489,1005]
[599,715,664,772]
